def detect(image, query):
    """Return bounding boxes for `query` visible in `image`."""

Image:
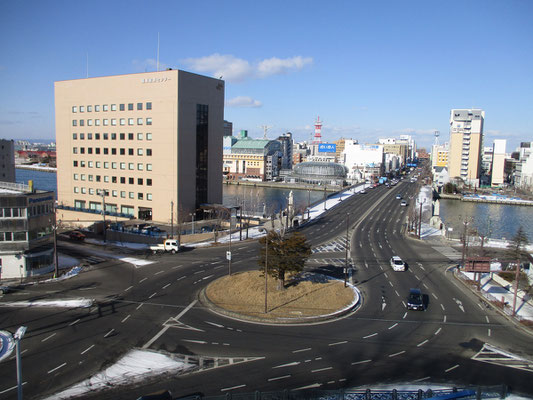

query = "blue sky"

[1,0,532,152]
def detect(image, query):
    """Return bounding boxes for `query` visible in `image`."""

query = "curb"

[198,273,361,325]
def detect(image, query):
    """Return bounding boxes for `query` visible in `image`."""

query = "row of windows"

[73,174,152,186]
[72,160,153,171]
[0,204,52,218]
[0,207,26,218]
[0,232,27,242]
[73,132,152,141]
[73,118,152,127]
[72,147,153,156]
[73,188,153,200]
[74,200,135,216]
[72,103,152,113]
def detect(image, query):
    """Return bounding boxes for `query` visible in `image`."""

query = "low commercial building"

[223,130,282,181]
[342,141,384,182]
[0,181,55,279]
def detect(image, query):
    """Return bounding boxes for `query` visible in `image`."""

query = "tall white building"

[491,139,506,187]
[342,140,384,182]
[515,142,533,190]
[448,109,485,186]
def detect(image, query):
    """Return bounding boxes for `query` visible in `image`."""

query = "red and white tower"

[312,116,323,144]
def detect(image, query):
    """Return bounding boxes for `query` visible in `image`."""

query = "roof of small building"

[232,138,272,150]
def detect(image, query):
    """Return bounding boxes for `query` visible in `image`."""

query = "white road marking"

[485,316,490,323]
[351,359,372,365]
[395,290,400,297]
[172,265,183,269]
[422,283,429,289]
[182,339,208,344]
[417,340,429,347]
[445,364,460,373]
[388,350,405,358]
[440,304,445,311]
[488,329,491,337]
[124,286,133,292]
[142,300,197,349]
[311,366,333,373]
[413,376,431,382]
[48,363,67,374]
[273,361,300,369]
[293,383,322,390]
[432,293,438,300]
[403,312,408,319]
[268,375,291,382]
[221,384,246,392]
[194,270,205,274]
[42,333,56,342]
[443,315,447,323]
[363,333,377,339]
[104,329,115,338]
[136,303,144,310]
[121,314,131,323]
[388,323,398,330]
[81,344,95,355]
[177,276,186,281]
[328,341,347,346]
[293,347,312,353]
[69,319,80,326]
[389,281,394,287]
[148,292,157,299]
[155,270,164,275]
[205,321,224,328]
[162,283,171,289]
[0,382,28,395]
[139,278,148,283]
[434,327,442,335]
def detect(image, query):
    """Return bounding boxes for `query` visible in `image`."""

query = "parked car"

[69,231,86,241]
[0,286,12,295]
[407,288,425,310]
[390,256,406,271]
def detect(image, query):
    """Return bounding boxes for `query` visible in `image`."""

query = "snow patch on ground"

[1,298,93,308]
[45,349,194,399]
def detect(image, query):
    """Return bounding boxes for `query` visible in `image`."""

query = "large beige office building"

[55,70,224,225]
[448,109,484,185]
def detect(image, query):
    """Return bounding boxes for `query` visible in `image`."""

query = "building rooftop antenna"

[434,130,440,146]
[260,125,273,139]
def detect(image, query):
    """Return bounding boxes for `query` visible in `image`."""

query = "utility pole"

[99,189,107,243]
[170,201,174,239]
[461,219,470,266]
[53,207,59,278]
[418,199,424,239]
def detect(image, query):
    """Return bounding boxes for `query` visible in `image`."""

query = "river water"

[15,169,533,241]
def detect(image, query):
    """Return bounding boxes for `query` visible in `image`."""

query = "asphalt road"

[1,180,532,399]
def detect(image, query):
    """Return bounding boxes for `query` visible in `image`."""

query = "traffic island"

[200,271,360,324]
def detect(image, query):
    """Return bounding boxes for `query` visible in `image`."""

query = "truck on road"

[149,239,180,254]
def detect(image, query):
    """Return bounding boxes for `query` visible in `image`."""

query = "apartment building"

[0,181,55,279]
[55,70,224,225]
[0,139,15,182]
[448,109,485,186]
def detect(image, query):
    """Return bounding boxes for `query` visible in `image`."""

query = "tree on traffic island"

[258,230,311,290]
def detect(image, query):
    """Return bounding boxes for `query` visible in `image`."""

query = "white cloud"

[226,96,262,108]
[183,54,253,83]
[182,54,312,83]
[256,56,313,78]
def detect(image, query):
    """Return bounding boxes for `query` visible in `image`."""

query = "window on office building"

[112,148,117,155]
[146,133,152,140]
[120,118,125,126]
[95,119,100,126]
[112,190,117,197]
[137,133,143,140]
[128,133,134,140]
[138,178,143,185]
[95,133,100,140]
[137,103,143,110]
[120,162,126,169]
[129,177,134,184]
[120,177,126,184]
[104,161,109,168]
[73,133,77,140]
[138,193,143,200]
[128,163,134,170]
[120,191,126,198]
[128,149,134,156]
[104,176,109,183]
[137,148,143,156]
[111,104,116,111]
[103,119,109,126]
[87,105,92,112]
[103,133,109,140]
[88,133,93,140]
[72,106,77,113]
[147,178,152,186]
[128,103,133,111]
[147,193,152,201]
[73,120,77,127]
[129,192,134,199]
[137,163,143,170]
[146,102,152,110]
[128,118,134,126]
[137,118,143,125]
[111,119,116,126]
[112,162,117,169]
[146,118,152,125]
[95,105,100,112]
[120,148,125,155]
[103,104,109,111]
[80,106,85,112]
[146,149,152,156]
[120,104,125,111]
[146,164,152,171]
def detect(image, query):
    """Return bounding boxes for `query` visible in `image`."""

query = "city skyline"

[1,0,532,151]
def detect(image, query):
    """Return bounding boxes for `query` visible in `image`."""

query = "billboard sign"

[318,143,336,153]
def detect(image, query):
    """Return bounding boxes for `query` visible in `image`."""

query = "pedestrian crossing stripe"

[472,343,533,372]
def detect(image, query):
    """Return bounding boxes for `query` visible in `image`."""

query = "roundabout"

[200,270,361,324]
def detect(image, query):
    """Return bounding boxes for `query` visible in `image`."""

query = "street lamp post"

[14,326,27,400]
[259,228,269,313]
[418,198,425,239]
[53,211,59,278]
[99,189,107,243]
[307,189,310,220]
[190,212,195,235]
[345,213,350,287]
